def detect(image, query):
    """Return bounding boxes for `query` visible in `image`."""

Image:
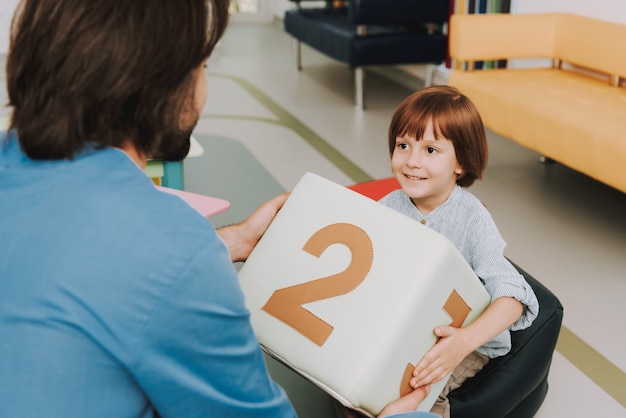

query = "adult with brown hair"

[0,0,296,416]
[0,0,430,417]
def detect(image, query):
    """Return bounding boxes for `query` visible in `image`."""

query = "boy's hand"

[410,326,473,388]
[410,297,524,389]
[336,385,431,418]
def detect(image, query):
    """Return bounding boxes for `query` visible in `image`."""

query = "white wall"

[0,0,19,55]
[273,0,293,19]
[511,0,626,25]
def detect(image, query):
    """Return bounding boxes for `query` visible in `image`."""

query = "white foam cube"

[238,173,491,416]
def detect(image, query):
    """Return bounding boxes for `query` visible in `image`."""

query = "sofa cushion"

[449,67,626,193]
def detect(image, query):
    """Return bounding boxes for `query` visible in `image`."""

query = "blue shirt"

[0,131,296,418]
[379,187,539,358]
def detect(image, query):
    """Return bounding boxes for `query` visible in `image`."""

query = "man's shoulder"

[71,150,217,254]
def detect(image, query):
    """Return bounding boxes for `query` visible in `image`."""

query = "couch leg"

[425,63,435,87]
[293,39,302,70]
[355,67,365,111]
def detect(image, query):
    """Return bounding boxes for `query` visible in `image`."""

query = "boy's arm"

[409,296,523,389]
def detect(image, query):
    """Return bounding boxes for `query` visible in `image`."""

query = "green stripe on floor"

[208,72,373,184]
[557,326,626,407]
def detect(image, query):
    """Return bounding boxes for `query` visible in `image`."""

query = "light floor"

[2,20,625,418]
[193,22,626,417]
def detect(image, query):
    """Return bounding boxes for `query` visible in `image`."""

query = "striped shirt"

[379,185,539,358]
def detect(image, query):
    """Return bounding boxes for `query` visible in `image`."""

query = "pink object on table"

[157,186,230,217]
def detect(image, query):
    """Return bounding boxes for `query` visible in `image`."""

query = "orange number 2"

[262,223,374,346]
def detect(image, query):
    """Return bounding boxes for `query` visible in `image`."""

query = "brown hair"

[6,0,229,160]
[388,85,487,187]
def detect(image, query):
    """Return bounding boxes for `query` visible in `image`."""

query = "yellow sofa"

[448,13,626,194]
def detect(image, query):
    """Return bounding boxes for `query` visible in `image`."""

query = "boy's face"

[391,120,463,215]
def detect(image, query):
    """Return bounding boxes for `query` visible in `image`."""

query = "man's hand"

[377,384,431,418]
[217,193,290,262]
[335,385,431,418]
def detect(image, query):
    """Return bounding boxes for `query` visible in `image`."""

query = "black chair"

[449,262,563,418]
[284,0,449,110]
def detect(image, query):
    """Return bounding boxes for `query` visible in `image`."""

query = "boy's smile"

[391,121,463,215]
[404,174,426,181]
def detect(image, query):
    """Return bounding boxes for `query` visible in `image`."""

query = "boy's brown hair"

[388,85,487,187]
[6,0,229,161]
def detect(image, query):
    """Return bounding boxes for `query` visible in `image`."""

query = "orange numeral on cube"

[262,223,373,346]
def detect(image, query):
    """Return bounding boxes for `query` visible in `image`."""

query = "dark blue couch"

[284,0,450,110]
